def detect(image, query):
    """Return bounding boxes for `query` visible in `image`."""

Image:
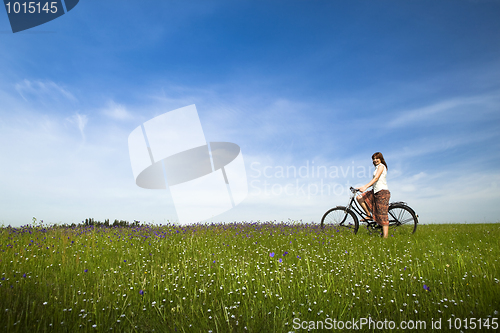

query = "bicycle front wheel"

[388,204,417,235]
[321,206,359,234]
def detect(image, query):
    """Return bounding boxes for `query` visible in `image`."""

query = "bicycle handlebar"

[350,187,360,193]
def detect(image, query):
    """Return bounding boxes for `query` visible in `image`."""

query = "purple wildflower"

[139,290,144,295]
[283,252,288,256]
[270,252,275,258]
[278,258,282,263]
[423,284,430,291]
[84,269,88,273]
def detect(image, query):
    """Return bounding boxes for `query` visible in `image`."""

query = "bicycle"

[320,187,418,235]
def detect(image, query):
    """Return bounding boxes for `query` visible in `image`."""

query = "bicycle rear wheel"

[321,206,359,234]
[388,204,417,235]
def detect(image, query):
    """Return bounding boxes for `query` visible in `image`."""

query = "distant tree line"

[58,218,143,228]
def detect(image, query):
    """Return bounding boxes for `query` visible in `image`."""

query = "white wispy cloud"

[66,113,88,141]
[387,94,499,129]
[15,79,77,104]
[101,100,134,120]
[386,129,498,160]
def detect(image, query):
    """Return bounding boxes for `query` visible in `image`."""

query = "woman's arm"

[357,164,384,192]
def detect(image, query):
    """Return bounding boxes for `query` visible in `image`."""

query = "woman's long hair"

[372,152,388,170]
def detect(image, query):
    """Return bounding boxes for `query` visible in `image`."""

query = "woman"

[356,152,391,238]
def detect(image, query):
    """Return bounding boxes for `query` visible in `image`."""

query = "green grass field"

[0,222,498,332]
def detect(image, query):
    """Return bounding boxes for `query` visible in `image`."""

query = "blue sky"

[1,0,500,226]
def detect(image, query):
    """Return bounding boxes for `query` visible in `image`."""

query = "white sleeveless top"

[373,164,388,193]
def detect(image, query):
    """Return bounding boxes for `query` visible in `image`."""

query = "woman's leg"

[374,190,391,238]
[357,191,373,219]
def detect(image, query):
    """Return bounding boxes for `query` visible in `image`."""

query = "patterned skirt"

[360,189,391,226]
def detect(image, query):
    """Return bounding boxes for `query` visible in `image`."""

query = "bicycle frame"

[346,187,416,228]
[346,187,392,229]
[345,188,371,221]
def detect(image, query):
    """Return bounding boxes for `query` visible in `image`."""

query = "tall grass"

[0,222,498,332]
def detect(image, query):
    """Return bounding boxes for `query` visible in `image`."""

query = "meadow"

[0,220,498,332]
